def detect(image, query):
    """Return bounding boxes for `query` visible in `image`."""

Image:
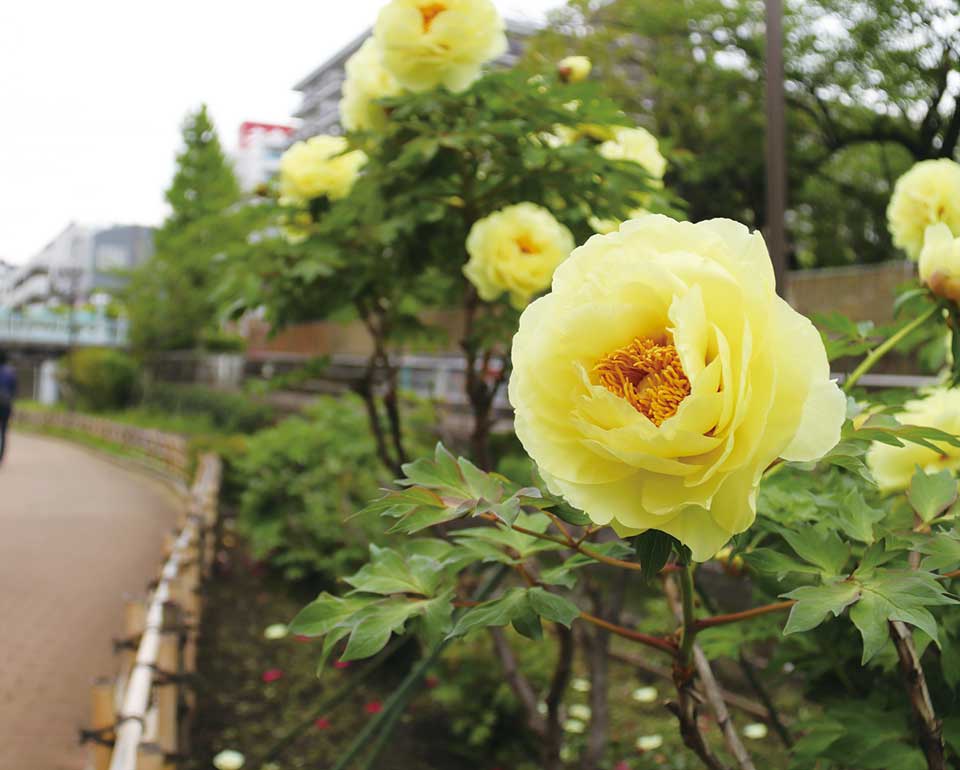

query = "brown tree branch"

[488,627,546,737]
[664,574,756,770]
[890,620,946,770]
[543,623,575,770]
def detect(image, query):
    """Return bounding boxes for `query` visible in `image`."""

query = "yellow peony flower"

[919,222,960,302]
[464,203,575,309]
[340,37,403,132]
[867,388,960,491]
[599,126,667,182]
[373,0,507,93]
[558,55,592,83]
[887,158,960,260]
[279,136,366,203]
[508,215,845,560]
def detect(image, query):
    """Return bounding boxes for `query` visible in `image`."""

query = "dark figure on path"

[0,351,16,464]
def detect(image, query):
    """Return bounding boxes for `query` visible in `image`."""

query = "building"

[291,20,536,140]
[0,223,154,310]
[232,121,295,190]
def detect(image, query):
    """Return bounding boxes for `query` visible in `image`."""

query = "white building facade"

[232,121,295,191]
[0,223,154,310]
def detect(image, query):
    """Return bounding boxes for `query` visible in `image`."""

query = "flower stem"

[677,562,698,668]
[843,305,939,393]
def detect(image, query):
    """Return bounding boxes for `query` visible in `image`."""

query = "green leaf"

[744,548,821,580]
[633,530,676,581]
[849,591,892,663]
[908,467,957,523]
[551,503,592,527]
[780,527,849,576]
[511,604,544,640]
[447,588,529,639]
[527,587,580,627]
[913,529,960,572]
[782,581,861,634]
[340,600,423,661]
[289,594,376,637]
[344,545,445,596]
[834,488,885,544]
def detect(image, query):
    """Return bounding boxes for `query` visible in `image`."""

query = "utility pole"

[765,0,788,297]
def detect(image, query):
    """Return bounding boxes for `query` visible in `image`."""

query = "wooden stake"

[90,678,115,770]
[155,628,179,755]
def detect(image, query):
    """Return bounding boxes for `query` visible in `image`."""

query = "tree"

[528,0,960,266]
[125,105,250,351]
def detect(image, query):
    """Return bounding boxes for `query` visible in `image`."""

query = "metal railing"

[0,312,129,347]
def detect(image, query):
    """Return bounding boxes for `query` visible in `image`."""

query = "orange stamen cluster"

[419,2,447,32]
[515,234,538,254]
[593,337,691,425]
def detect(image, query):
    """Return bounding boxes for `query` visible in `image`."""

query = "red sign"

[239,121,294,147]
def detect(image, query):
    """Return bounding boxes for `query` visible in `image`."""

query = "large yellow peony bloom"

[464,203,574,309]
[508,215,846,560]
[887,158,960,260]
[868,389,960,492]
[373,0,507,93]
[919,223,960,302]
[340,38,403,132]
[279,136,366,203]
[599,126,667,182]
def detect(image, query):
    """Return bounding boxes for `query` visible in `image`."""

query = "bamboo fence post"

[135,742,166,770]
[90,678,116,770]
[155,608,180,757]
[119,599,146,689]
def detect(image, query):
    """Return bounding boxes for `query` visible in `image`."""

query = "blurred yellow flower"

[868,388,960,491]
[279,136,366,203]
[599,126,667,181]
[373,0,507,93]
[464,203,574,309]
[212,750,245,770]
[340,38,403,132]
[558,55,591,83]
[919,222,960,302]
[509,215,845,560]
[888,158,960,260]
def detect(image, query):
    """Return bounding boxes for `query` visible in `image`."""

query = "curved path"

[0,432,181,770]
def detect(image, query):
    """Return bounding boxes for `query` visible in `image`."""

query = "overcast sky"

[0,0,559,265]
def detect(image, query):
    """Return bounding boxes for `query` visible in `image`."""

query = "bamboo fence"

[81,451,221,770]
[13,409,190,478]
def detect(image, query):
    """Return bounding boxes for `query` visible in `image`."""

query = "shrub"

[62,348,141,412]
[141,382,274,434]
[236,395,387,583]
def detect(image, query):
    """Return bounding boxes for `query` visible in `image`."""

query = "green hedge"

[141,382,274,434]
[62,348,141,412]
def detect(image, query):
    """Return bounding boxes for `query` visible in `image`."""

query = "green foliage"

[140,382,274,434]
[529,0,960,266]
[226,67,677,347]
[61,348,141,411]
[125,105,259,351]
[236,396,386,583]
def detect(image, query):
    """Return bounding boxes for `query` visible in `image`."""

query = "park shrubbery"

[140,382,275,434]
[235,395,393,584]
[62,348,141,412]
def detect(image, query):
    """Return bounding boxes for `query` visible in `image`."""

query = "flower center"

[593,337,691,426]
[515,234,538,254]
[418,2,447,32]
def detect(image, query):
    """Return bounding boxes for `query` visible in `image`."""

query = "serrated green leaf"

[915,529,960,572]
[341,600,422,661]
[782,581,861,634]
[344,545,444,596]
[908,467,957,523]
[849,591,892,663]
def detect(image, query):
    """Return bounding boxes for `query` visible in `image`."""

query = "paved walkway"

[0,432,181,770]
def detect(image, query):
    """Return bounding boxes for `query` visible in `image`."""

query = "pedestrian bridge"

[0,310,128,349]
